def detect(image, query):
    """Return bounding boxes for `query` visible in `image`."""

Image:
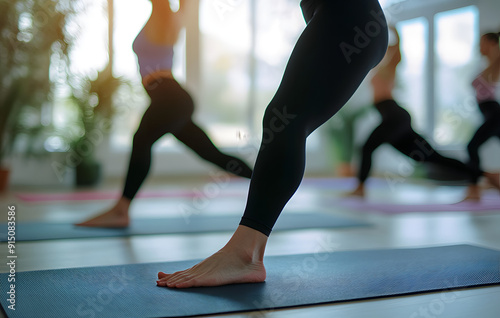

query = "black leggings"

[358,99,482,183]
[467,100,500,183]
[122,78,253,200]
[239,0,389,236]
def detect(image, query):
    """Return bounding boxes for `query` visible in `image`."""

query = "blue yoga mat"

[1,245,499,318]
[0,212,368,242]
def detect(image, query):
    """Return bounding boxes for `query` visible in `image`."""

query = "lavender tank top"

[133,28,174,78]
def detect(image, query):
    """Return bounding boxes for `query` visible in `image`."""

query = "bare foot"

[344,183,365,198]
[75,197,131,228]
[157,250,266,288]
[460,184,481,202]
[484,172,500,192]
[157,225,268,288]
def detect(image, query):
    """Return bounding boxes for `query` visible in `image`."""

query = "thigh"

[391,129,432,161]
[363,123,391,153]
[265,0,388,136]
[468,119,498,149]
[135,88,194,141]
[492,116,500,139]
[173,121,216,152]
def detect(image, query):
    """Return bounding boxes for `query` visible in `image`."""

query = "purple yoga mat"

[339,195,500,214]
[302,177,387,189]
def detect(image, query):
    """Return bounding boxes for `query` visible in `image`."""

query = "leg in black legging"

[122,89,193,200]
[123,80,252,200]
[350,99,412,196]
[157,0,388,289]
[78,80,252,228]
[467,119,499,183]
[173,121,253,178]
[239,0,388,236]
[358,123,392,183]
[392,130,481,180]
[76,84,194,228]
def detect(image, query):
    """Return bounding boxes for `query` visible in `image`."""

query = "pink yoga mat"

[15,178,363,203]
[338,195,500,214]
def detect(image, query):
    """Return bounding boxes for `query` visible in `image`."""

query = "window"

[394,17,429,132]
[68,0,108,78]
[48,0,109,152]
[197,0,251,148]
[393,5,479,146]
[197,0,306,149]
[253,0,304,139]
[433,6,480,146]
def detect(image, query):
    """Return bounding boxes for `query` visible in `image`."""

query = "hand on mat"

[75,198,130,228]
[157,225,267,288]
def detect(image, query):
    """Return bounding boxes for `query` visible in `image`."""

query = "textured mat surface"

[1,245,499,318]
[0,212,368,242]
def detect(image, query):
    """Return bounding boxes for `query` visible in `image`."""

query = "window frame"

[388,0,480,148]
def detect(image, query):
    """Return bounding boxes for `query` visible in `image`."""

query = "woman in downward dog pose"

[465,31,500,200]
[347,27,500,199]
[77,0,253,228]
[156,0,389,288]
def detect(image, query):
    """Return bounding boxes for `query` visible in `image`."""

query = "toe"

[168,273,196,287]
[158,271,169,279]
[173,278,197,289]
[75,222,91,227]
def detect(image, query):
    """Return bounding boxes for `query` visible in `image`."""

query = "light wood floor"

[1,177,499,318]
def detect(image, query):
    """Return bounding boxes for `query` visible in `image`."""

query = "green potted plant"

[0,0,75,192]
[69,65,127,186]
[327,103,371,177]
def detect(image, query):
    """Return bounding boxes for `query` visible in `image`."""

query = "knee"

[421,152,439,163]
[262,104,300,132]
[132,130,153,149]
[361,144,375,158]
[467,142,479,155]
[132,131,144,145]
[261,105,303,144]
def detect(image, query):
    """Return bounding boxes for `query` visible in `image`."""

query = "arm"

[386,26,401,68]
[175,0,188,25]
[178,0,187,14]
[491,51,500,82]
[482,32,500,82]
[482,51,500,83]
[372,26,400,74]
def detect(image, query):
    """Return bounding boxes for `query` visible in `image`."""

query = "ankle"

[224,225,268,263]
[109,198,131,216]
[352,183,365,196]
[118,197,131,208]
